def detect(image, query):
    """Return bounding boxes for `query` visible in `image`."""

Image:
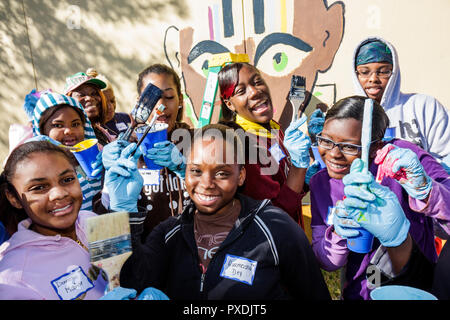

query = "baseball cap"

[63,72,107,94]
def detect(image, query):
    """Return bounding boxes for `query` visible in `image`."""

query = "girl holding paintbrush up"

[309,95,450,300]
[217,62,311,227]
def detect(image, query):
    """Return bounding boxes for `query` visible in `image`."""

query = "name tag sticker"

[51,266,94,300]
[139,169,160,186]
[220,254,257,285]
[116,122,128,131]
[269,143,286,163]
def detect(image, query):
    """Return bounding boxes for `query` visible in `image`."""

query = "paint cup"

[71,139,101,179]
[346,227,374,254]
[383,127,396,141]
[135,123,169,170]
[311,144,326,169]
[370,285,437,300]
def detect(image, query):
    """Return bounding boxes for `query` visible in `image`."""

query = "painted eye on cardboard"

[187,40,229,79]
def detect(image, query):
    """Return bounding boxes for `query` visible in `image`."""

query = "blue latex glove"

[375,144,432,200]
[26,135,62,147]
[305,160,321,185]
[342,158,410,247]
[100,287,137,300]
[101,138,131,170]
[145,140,186,178]
[284,115,312,168]
[105,143,144,213]
[137,287,170,300]
[307,109,325,139]
[90,152,103,178]
[332,200,361,239]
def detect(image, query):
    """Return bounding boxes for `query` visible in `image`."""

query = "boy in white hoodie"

[352,37,450,163]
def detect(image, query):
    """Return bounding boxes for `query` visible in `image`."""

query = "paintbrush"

[85,211,132,292]
[289,75,307,122]
[354,98,374,222]
[120,82,162,142]
[129,104,166,158]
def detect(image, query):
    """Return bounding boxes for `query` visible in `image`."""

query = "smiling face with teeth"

[185,133,246,216]
[6,152,82,238]
[224,64,274,126]
[319,118,364,180]
[41,106,85,147]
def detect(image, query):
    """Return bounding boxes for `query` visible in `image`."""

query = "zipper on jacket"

[199,263,206,293]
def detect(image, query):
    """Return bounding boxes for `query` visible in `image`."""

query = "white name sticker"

[220,254,257,285]
[51,266,94,300]
[116,122,128,131]
[269,143,286,163]
[139,169,160,186]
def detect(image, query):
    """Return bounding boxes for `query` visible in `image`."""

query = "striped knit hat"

[32,92,96,140]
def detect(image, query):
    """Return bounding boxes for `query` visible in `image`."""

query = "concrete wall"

[1,0,449,163]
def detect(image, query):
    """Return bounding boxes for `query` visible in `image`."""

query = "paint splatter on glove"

[375,144,432,200]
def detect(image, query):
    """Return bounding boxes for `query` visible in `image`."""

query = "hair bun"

[86,67,98,77]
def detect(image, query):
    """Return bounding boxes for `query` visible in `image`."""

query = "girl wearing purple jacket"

[309,96,450,300]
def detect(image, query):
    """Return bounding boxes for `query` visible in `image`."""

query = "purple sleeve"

[310,173,349,271]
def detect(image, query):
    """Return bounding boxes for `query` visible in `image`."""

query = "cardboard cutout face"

[170,0,344,129]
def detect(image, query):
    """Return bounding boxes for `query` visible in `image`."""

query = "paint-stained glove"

[284,115,311,168]
[308,109,325,139]
[342,158,410,247]
[375,144,432,200]
[106,143,143,213]
[145,141,186,178]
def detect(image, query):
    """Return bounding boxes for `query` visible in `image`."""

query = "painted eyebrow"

[187,40,229,64]
[254,32,313,66]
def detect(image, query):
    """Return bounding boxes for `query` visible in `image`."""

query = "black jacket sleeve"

[432,241,450,299]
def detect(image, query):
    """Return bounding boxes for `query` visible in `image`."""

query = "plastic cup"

[346,227,374,254]
[370,285,437,300]
[71,139,100,179]
[311,144,326,169]
[135,123,168,170]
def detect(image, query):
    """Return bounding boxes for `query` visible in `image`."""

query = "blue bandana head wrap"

[356,40,393,67]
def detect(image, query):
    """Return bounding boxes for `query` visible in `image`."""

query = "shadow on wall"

[0,0,188,162]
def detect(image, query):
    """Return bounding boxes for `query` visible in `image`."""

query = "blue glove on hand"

[308,109,325,139]
[101,139,131,170]
[332,200,361,239]
[305,160,321,185]
[137,287,170,300]
[145,140,186,178]
[106,143,144,213]
[375,144,432,200]
[90,152,103,178]
[284,115,312,168]
[100,287,137,300]
[26,135,62,147]
[342,158,410,247]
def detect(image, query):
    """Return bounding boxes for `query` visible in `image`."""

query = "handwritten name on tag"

[220,254,257,285]
[51,266,94,300]
[139,169,161,186]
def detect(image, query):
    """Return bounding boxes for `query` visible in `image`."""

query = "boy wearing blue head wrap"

[352,37,450,163]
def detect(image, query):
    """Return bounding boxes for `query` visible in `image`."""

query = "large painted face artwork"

[169,0,344,129]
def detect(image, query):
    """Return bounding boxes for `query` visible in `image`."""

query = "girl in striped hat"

[30,92,102,212]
